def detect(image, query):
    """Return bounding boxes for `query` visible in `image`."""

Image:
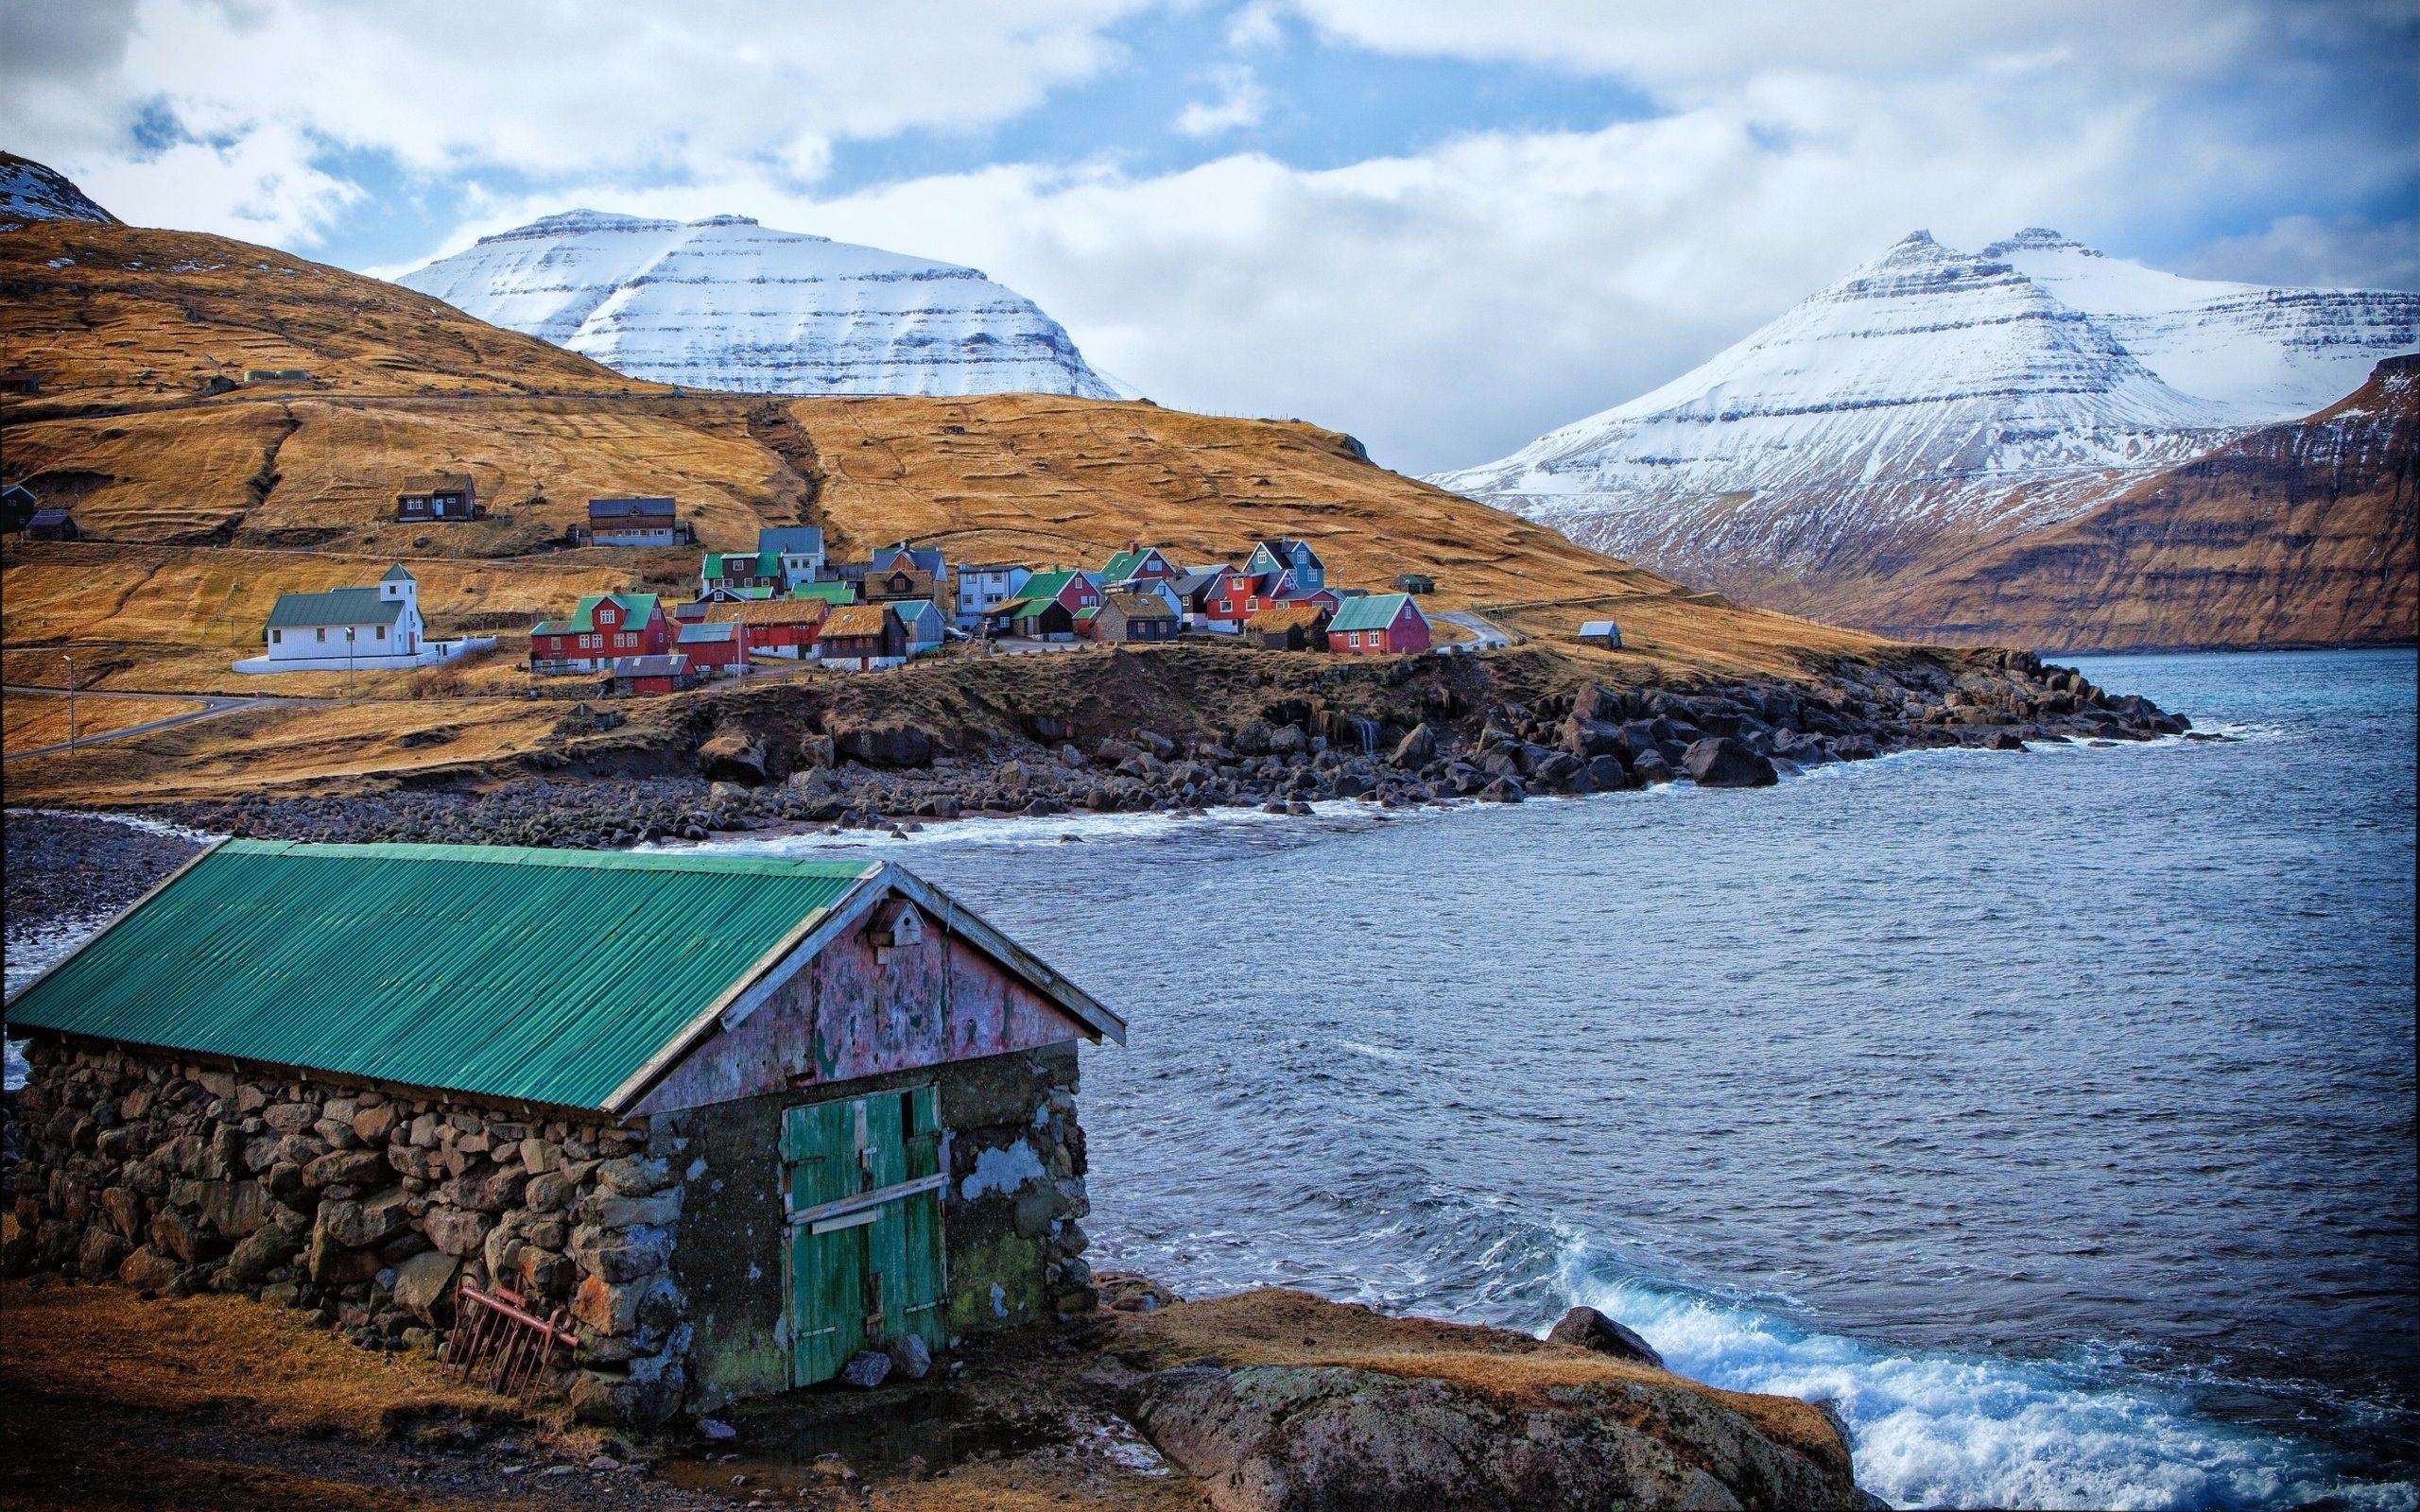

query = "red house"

[529,593,672,674]
[705,597,828,659]
[1324,593,1432,655]
[676,620,748,675]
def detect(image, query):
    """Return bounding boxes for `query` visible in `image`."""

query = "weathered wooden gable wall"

[635,896,1087,1113]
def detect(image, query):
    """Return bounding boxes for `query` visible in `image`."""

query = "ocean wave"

[1555,1248,2416,1512]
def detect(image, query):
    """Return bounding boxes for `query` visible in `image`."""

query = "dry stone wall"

[4,1038,697,1426]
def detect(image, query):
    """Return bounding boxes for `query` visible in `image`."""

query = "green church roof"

[265,587,403,629]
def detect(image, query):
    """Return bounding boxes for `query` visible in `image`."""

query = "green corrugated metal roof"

[6,842,873,1110]
[266,586,403,629]
[791,581,856,605]
[704,549,780,580]
[1327,593,1420,633]
[565,593,659,632]
[380,563,415,582]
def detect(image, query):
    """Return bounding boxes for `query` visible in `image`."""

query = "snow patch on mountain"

[395,211,1130,401]
[0,152,119,229]
[1429,230,2420,607]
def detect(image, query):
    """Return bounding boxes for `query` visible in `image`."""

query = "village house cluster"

[229,482,1446,693]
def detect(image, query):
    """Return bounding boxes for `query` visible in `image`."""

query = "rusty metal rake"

[442,1280,577,1399]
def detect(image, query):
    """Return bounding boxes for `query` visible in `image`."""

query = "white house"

[953,561,1031,631]
[758,526,826,589]
[242,566,487,674]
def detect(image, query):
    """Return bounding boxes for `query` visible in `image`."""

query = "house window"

[375,626,386,640]
[271,629,282,644]
[316,627,326,643]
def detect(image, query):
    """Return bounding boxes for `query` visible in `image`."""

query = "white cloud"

[1173,67,1267,138]
[1225,2,1286,50]
[8,0,2411,476]
[2183,215,2420,294]
[0,0,1150,241]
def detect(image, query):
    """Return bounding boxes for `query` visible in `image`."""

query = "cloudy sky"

[6,0,2415,472]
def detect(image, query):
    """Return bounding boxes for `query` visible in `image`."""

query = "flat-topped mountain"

[1433,230,2419,644]
[396,210,1130,401]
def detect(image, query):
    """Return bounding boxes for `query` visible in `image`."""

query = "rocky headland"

[112,642,2185,851]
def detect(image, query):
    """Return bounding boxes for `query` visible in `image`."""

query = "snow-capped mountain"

[1432,231,2419,614]
[395,211,1129,400]
[0,152,119,228]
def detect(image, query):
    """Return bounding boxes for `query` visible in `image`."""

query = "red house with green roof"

[985,569,1101,640]
[1325,593,1431,655]
[529,593,671,674]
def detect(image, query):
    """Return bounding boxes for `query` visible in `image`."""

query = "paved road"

[1434,610,1515,651]
[2,686,292,763]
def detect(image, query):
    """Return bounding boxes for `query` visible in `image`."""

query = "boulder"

[392,1249,461,1327]
[78,1227,132,1282]
[697,729,769,783]
[887,1333,933,1382]
[1545,1306,1665,1367]
[1390,724,1438,767]
[424,1205,494,1258]
[837,723,935,768]
[117,1245,183,1291]
[303,1148,389,1191]
[351,1103,400,1143]
[318,1186,412,1249]
[1478,777,1525,803]
[594,1155,673,1197]
[840,1349,893,1389]
[224,1225,302,1286]
[1682,737,1778,789]
[569,1222,677,1284]
[570,1271,681,1338]
[1133,1361,1860,1512]
[1572,683,1628,724]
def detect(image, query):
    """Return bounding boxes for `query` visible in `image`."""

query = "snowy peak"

[398,211,1130,401]
[1982,228,2097,257]
[1429,228,2420,615]
[0,151,119,228]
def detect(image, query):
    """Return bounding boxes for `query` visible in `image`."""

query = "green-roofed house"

[984,568,1101,641]
[257,564,426,665]
[1325,592,1433,656]
[700,547,782,597]
[5,841,1124,1422]
[1098,542,1177,587]
[529,593,670,674]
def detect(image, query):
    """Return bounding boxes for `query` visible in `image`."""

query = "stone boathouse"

[4,841,1124,1425]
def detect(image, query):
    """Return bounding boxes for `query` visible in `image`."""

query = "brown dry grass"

[0,215,1918,803]
[0,1277,506,1437]
[0,219,652,417]
[5,694,565,803]
[1110,1288,1845,1475]
[3,690,207,753]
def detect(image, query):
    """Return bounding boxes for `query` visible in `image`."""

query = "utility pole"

[61,651,76,751]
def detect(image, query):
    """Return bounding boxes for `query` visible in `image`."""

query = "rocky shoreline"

[97,648,2184,852]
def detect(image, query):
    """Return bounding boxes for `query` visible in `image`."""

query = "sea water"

[8,649,2412,1508]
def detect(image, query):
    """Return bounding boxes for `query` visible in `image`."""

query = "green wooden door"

[782,1086,948,1386]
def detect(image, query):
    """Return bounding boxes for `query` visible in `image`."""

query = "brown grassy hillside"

[1846,357,2419,650]
[3,211,1902,800]
[0,217,654,417]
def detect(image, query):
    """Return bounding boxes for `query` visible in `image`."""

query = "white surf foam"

[1559,1260,2415,1512]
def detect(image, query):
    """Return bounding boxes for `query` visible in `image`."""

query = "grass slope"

[4,214,1900,802]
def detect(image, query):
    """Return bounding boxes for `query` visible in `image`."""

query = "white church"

[237,565,488,673]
